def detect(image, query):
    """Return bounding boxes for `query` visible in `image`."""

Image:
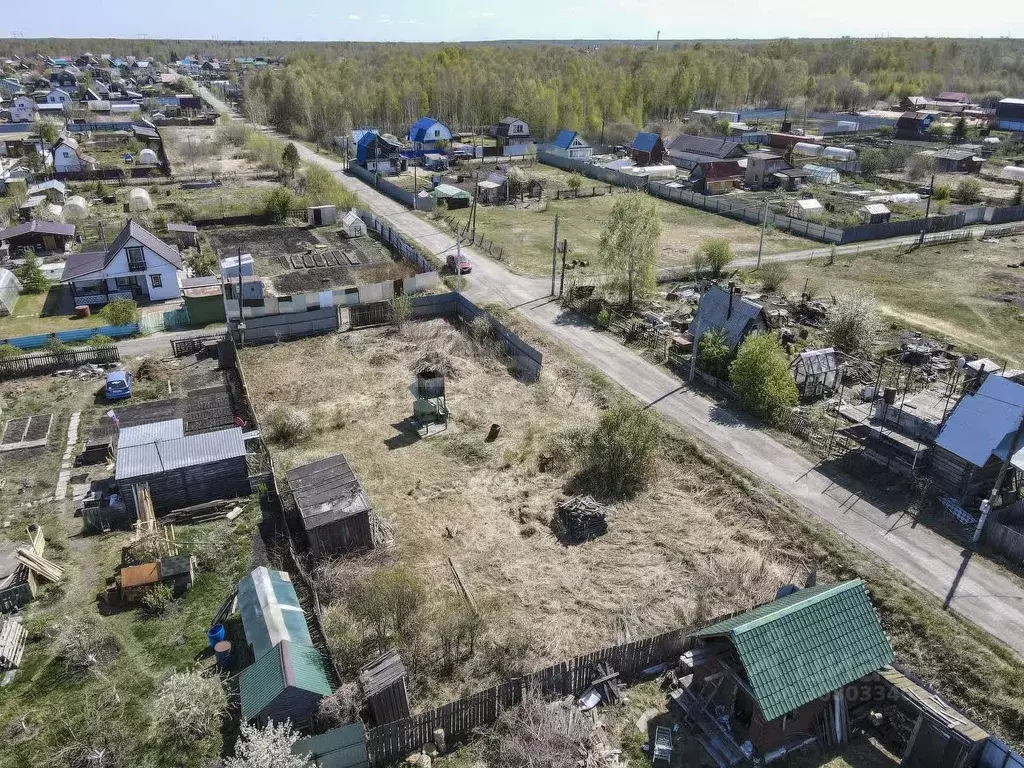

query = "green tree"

[282,142,301,178]
[713,118,732,136]
[37,119,61,146]
[697,328,732,380]
[263,187,296,223]
[1013,183,1024,207]
[953,116,968,142]
[824,291,878,355]
[933,184,951,203]
[954,178,982,204]
[596,192,661,306]
[729,333,798,425]
[876,125,895,139]
[926,122,950,141]
[102,298,139,326]
[697,238,734,277]
[184,248,219,277]
[566,172,583,193]
[15,255,50,294]
[858,148,886,176]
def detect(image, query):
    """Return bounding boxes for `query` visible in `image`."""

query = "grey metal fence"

[348,163,436,212]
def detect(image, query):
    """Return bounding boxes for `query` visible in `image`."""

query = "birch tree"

[597,192,661,306]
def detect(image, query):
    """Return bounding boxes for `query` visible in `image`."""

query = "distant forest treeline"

[4,38,1024,142]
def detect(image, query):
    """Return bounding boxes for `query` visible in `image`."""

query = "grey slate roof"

[61,250,107,281]
[666,134,746,160]
[166,222,198,233]
[107,219,182,269]
[286,454,372,531]
[115,426,245,480]
[0,220,76,241]
[693,284,766,351]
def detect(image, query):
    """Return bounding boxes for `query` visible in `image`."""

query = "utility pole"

[756,197,769,269]
[470,192,478,241]
[973,412,1024,544]
[551,214,559,295]
[558,239,568,297]
[919,174,935,246]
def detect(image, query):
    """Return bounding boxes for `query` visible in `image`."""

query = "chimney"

[727,281,736,318]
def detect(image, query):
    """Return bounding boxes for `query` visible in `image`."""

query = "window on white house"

[434,129,440,137]
[150,273,162,289]
[126,247,145,272]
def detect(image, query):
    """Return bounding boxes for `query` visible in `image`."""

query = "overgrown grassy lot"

[745,237,1024,365]
[443,187,808,276]
[240,313,1024,750]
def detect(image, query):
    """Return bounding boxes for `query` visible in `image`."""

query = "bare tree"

[152,670,228,746]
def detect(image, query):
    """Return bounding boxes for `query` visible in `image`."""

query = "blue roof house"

[408,117,452,151]
[629,131,666,165]
[547,130,593,161]
[356,131,404,174]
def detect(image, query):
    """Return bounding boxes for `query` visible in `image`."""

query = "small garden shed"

[286,454,374,558]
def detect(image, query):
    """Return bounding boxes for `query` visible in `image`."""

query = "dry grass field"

[239,320,796,704]
[442,188,809,276]
[162,125,266,179]
[240,317,1024,745]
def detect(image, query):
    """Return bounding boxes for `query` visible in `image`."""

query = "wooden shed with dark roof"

[286,454,374,558]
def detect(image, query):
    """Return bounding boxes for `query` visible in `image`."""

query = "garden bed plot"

[0,413,53,453]
[207,222,414,295]
[239,319,800,705]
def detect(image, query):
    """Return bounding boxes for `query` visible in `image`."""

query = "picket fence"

[364,628,688,765]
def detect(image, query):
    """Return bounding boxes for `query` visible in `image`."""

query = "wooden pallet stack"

[0,619,27,671]
[556,496,609,542]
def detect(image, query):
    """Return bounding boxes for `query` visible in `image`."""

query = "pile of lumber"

[0,619,27,671]
[160,499,237,525]
[556,496,609,542]
[15,547,63,583]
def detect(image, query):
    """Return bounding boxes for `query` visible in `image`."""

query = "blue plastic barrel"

[207,623,226,648]
[214,640,233,667]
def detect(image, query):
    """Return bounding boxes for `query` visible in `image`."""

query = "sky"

[6,0,1022,42]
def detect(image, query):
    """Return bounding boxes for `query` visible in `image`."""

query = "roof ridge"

[730,580,862,635]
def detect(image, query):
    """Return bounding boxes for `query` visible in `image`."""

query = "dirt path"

[198,89,1024,657]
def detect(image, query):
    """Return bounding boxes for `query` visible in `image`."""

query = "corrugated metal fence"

[1,323,139,350]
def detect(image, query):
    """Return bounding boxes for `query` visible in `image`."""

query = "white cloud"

[348,13,361,20]
[375,15,393,24]
[399,18,420,24]
[481,11,496,16]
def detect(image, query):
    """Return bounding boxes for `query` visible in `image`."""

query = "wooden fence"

[555,184,615,200]
[170,332,226,358]
[0,346,120,380]
[438,215,507,262]
[365,628,689,765]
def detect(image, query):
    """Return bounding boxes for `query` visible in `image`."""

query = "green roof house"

[673,580,893,763]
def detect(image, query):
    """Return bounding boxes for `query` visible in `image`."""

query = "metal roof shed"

[237,566,313,659]
[692,284,767,352]
[295,723,369,768]
[286,455,374,558]
[239,640,332,724]
[115,425,250,516]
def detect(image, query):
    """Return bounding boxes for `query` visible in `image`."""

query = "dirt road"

[198,89,1024,656]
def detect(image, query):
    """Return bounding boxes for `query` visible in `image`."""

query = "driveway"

[198,89,1024,656]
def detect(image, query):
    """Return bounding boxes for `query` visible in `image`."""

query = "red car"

[447,253,472,274]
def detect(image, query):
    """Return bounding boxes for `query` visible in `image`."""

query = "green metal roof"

[295,723,369,768]
[696,580,893,722]
[239,640,333,721]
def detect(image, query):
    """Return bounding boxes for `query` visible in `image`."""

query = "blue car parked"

[105,370,133,401]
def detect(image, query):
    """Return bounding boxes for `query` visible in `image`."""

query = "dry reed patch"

[239,321,799,701]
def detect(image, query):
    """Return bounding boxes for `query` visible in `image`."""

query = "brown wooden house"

[629,132,666,165]
[671,580,894,763]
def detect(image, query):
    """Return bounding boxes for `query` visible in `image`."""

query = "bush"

[858,148,886,175]
[392,294,412,328]
[729,333,799,425]
[0,344,22,359]
[301,164,358,210]
[482,691,588,768]
[697,328,732,380]
[265,406,310,446]
[152,670,227,746]
[578,402,661,499]
[263,187,296,223]
[824,291,879,355]
[54,616,120,672]
[907,153,935,181]
[184,248,219,277]
[696,238,734,277]
[351,566,425,651]
[102,298,139,326]
[566,172,583,192]
[758,261,790,293]
[87,334,114,347]
[321,603,365,673]
[140,583,174,616]
[954,178,982,204]
[15,256,50,294]
[45,337,70,353]
[933,184,951,203]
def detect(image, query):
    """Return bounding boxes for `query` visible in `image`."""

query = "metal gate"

[348,301,393,329]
